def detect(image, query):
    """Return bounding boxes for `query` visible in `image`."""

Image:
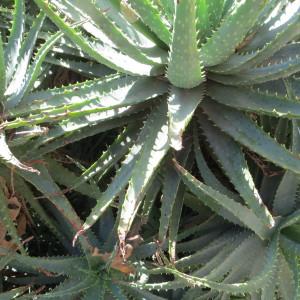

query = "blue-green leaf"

[168,85,204,150]
[167,0,205,88]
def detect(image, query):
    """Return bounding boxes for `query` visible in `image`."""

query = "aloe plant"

[16,0,298,245]
[0,0,300,299]
[0,0,109,287]
[0,2,164,298]
[0,0,61,256]
[128,83,300,298]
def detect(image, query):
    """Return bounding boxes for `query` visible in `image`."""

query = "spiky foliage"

[0,0,63,258]
[0,0,300,299]
[20,0,299,246]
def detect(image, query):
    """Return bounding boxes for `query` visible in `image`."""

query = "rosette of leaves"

[16,0,299,248]
[131,205,300,300]
[0,1,299,299]
[0,2,166,297]
[0,0,141,252]
[0,6,159,299]
[0,0,67,257]
[0,200,170,299]
[124,81,300,299]
[0,2,120,295]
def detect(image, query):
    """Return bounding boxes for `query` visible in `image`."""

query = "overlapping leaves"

[0,0,300,299]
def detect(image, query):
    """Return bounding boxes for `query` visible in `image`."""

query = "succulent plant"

[0,0,63,256]
[16,0,299,245]
[0,0,300,298]
[126,81,300,299]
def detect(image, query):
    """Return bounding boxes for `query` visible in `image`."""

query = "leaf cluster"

[0,0,299,299]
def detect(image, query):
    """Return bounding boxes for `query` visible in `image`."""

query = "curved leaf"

[202,100,300,175]
[0,132,39,173]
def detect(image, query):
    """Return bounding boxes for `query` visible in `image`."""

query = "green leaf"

[4,96,135,130]
[7,125,49,147]
[285,254,300,300]
[280,235,300,256]
[35,274,98,299]
[209,43,300,84]
[131,233,278,293]
[193,123,237,200]
[4,0,25,82]
[140,177,161,224]
[277,252,297,300]
[128,0,171,45]
[159,146,191,243]
[159,0,175,23]
[206,82,300,119]
[202,101,300,175]
[4,12,45,101]
[243,1,300,64]
[242,0,294,51]
[16,165,91,251]
[22,105,145,157]
[168,85,204,150]
[44,56,114,78]
[122,284,168,300]
[3,252,89,275]
[10,74,124,115]
[199,0,267,66]
[252,0,283,37]
[168,183,186,262]
[196,0,225,41]
[173,160,270,239]
[204,234,263,281]
[206,0,225,29]
[175,230,244,271]
[222,0,235,16]
[75,134,141,239]
[27,113,143,157]
[54,0,165,59]
[33,0,163,76]
[6,30,64,109]
[72,124,139,190]
[274,85,300,216]
[273,171,299,216]
[261,271,277,300]
[177,226,225,254]
[118,101,169,243]
[199,115,275,228]
[0,132,39,173]
[109,283,129,300]
[54,0,165,65]
[167,0,205,88]
[280,209,300,230]
[195,0,209,41]
[211,2,300,73]
[285,79,300,153]
[12,173,65,243]
[5,76,167,128]
[45,158,101,200]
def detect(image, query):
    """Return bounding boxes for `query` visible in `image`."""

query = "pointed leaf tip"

[168,85,204,150]
[0,132,40,174]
